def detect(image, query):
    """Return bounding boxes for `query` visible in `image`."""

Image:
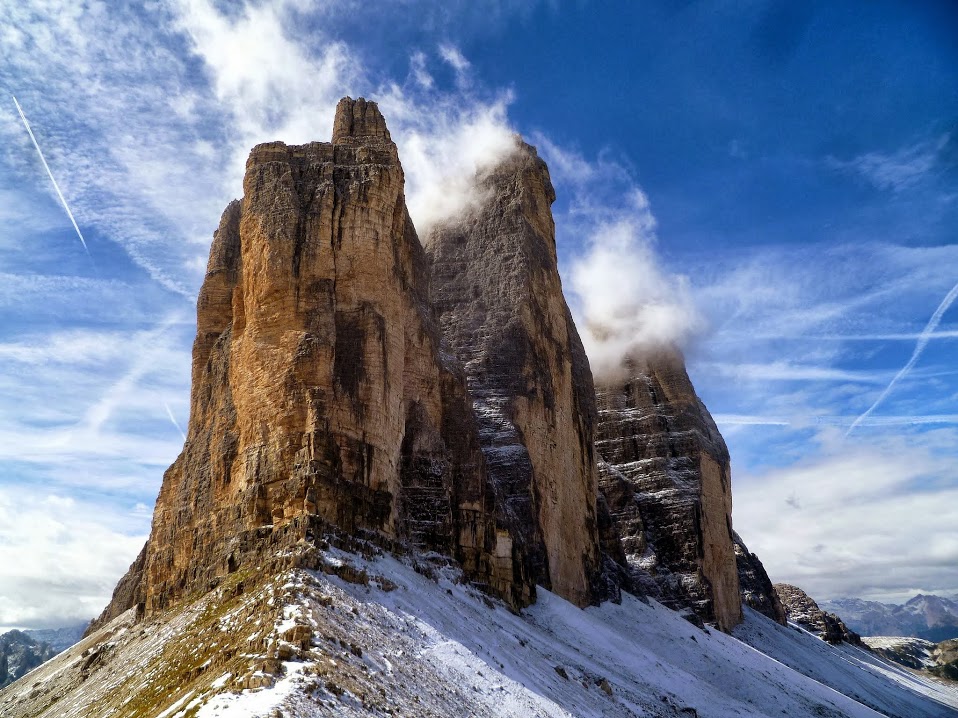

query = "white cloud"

[438,43,471,73]
[715,413,958,428]
[172,2,516,236]
[378,84,516,236]
[0,487,146,628]
[0,319,190,494]
[828,133,950,192]
[734,429,958,603]
[409,51,434,89]
[701,361,889,384]
[171,0,360,190]
[535,138,704,381]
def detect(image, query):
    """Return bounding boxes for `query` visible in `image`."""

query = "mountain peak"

[332,96,391,144]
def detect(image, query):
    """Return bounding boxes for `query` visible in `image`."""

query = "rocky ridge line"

[775,583,864,645]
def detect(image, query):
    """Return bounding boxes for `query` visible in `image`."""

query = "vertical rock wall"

[96,98,506,622]
[427,142,603,607]
[595,351,743,630]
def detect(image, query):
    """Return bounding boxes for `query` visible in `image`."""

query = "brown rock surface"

[594,351,743,630]
[733,531,786,624]
[426,140,603,607]
[774,583,864,645]
[95,97,506,622]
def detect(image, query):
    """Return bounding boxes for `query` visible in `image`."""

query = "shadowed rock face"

[426,141,603,607]
[733,532,786,625]
[594,351,743,630]
[92,98,511,625]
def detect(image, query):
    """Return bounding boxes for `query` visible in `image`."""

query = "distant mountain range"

[821,594,958,641]
[0,624,87,688]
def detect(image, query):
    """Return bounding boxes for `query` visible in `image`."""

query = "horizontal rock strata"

[426,141,603,607]
[595,351,743,630]
[94,98,513,624]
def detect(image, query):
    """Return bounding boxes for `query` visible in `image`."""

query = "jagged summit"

[331,96,392,144]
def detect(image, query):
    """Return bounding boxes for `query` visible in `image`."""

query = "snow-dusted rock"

[595,352,743,631]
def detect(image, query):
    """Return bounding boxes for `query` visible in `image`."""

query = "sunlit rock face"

[426,141,605,608]
[90,97,757,634]
[594,351,743,631]
[92,97,514,627]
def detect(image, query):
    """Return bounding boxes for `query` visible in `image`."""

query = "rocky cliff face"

[733,532,786,624]
[91,96,754,636]
[594,351,743,631]
[774,583,864,645]
[426,141,603,607]
[94,98,514,624]
[931,639,958,681]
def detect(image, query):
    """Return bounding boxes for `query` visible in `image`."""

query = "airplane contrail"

[12,95,90,255]
[847,279,958,436]
[163,401,187,442]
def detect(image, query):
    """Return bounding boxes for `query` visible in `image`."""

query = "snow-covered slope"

[2,548,957,718]
[862,636,938,670]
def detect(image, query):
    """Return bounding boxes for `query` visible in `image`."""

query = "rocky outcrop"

[96,98,517,621]
[733,532,786,624]
[931,639,958,681]
[862,636,937,670]
[862,636,958,682]
[93,96,752,631]
[426,140,603,607]
[774,583,863,645]
[594,351,742,630]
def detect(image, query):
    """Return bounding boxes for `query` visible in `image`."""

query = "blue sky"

[1,0,956,628]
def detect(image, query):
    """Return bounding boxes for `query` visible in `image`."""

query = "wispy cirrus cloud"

[716,413,958,428]
[0,317,191,496]
[701,361,890,384]
[848,279,958,435]
[828,133,952,192]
